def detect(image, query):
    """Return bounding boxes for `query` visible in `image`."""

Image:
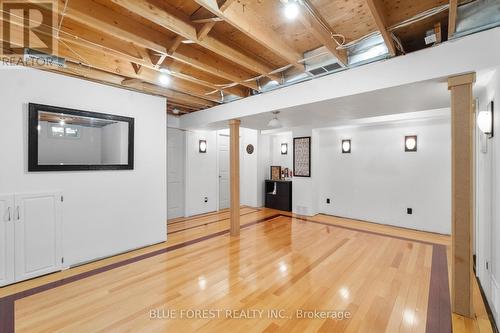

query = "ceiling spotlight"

[159,68,171,74]
[284,1,299,20]
[172,108,180,115]
[267,111,282,128]
[159,74,170,86]
[59,119,65,126]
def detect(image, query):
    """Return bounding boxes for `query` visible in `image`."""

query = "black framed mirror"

[28,103,134,171]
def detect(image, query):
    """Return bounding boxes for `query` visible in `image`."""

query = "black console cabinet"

[265,180,292,212]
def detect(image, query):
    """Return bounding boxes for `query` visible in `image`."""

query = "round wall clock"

[246,144,254,154]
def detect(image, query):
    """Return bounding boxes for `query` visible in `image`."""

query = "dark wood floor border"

[292,216,441,246]
[0,213,452,333]
[426,244,452,333]
[0,213,281,333]
[168,210,258,234]
[168,207,260,226]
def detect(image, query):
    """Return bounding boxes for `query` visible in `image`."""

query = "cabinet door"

[14,192,62,282]
[0,195,15,287]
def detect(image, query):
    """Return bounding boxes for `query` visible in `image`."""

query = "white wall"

[0,67,167,267]
[316,117,452,234]
[270,132,293,169]
[476,68,500,322]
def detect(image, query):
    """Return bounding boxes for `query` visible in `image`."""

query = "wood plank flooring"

[0,208,494,333]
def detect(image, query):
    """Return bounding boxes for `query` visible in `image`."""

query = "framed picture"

[293,137,311,177]
[270,166,282,180]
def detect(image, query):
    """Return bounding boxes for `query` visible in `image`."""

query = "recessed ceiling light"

[159,74,170,86]
[284,1,299,20]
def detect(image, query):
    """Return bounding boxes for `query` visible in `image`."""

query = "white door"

[0,195,15,287]
[218,134,230,210]
[476,132,493,296]
[14,192,62,282]
[167,129,185,219]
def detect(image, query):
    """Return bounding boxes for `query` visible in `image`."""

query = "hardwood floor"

[0,208,494,333]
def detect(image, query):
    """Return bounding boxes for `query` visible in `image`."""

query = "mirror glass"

[29,103,134,171]
[38,111,129,165]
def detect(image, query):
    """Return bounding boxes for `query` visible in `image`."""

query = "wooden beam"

[121,78,143,86]
[365,0,397,56]
[172,46,259,91]
[434,22,442,44]
[54,0,258,91]
[110,0,280,81]
[448,72,476,318]
[197,22,216,41]
[218,0,238,12]
[167,36,185,56]
[296,2,348,65]
[229,119,241,237]
[449,0,458,38]
[191,6,223,23]
[193,0,305,70]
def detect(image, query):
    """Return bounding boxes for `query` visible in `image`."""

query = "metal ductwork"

[454,0,500,38]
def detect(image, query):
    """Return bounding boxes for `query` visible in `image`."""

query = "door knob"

[16,206,20,221]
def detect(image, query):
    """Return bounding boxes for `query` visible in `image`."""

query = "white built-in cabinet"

[0,191,62,287]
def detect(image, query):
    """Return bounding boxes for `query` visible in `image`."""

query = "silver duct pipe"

[454,0,500,38]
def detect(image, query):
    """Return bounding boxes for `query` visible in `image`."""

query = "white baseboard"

[492,274,499,322]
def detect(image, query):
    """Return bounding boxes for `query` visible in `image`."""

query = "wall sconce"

[281,143,288,155]
[405,135,417,152]
[199,140,207,153]
[477,101,494,138]
[341,139,351,154]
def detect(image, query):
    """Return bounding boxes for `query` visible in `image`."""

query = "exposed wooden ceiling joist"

[2,51,214,109]
[448,0,458,38]
[193,0,305,71]
[55,0,258,91]
[109,0,281,81]
[365,0,397,56]
[297,1,348,65]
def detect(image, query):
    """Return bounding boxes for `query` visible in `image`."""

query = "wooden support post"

[448,72,476,318]
[229,119,241,236]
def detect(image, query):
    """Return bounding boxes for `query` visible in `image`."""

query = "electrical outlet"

[407,208,413,215]
[204,197,208,203]
[326,198,331,204]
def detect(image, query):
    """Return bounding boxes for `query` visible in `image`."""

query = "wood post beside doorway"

[448,72,476,318]
[229,119,241,236]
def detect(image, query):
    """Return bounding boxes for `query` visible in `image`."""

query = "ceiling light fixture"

[159,74,170,86]
[59,119,65,126]
[172,108,180,115]
[283,0,300,20]
[159,68,171,74]
[267,111,282,128]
